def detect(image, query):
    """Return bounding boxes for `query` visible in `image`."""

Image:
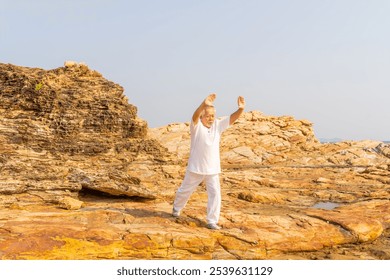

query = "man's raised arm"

[229,96,245,125]
[192,93,216,125]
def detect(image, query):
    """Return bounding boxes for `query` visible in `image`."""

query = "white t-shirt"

[187,116,230,175]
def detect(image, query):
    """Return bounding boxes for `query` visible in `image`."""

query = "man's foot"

[172,209,180,218]
[206,223,221,230]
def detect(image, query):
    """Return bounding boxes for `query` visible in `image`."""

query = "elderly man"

[172,93,245,230]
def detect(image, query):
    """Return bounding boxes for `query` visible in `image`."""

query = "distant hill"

[319,138,343,143]
[320,138,390,144]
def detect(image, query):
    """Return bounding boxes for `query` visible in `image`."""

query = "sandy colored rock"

[0,62,174,206]
[58,197,84,210]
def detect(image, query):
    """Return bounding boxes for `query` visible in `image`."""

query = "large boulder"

[0,62,173,207]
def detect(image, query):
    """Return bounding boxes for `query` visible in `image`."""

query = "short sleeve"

[190,119,199,134]
[218,116,230,133]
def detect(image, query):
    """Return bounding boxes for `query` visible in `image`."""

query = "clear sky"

[1,0,389,141]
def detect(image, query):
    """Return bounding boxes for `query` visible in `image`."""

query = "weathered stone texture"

[0,62,172,205]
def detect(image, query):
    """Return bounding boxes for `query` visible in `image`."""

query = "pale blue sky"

[1,0,389,140]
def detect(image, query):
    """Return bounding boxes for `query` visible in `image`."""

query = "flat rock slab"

[1,196,388,260]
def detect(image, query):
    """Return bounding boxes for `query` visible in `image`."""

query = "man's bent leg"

[173,171,204,214]
[205,174,221,225]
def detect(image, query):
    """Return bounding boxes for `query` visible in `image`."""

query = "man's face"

[201,107,215,128]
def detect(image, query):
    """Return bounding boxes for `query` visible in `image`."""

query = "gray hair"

[200,105,216,118]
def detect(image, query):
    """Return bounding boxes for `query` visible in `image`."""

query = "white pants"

[173,170,221,225]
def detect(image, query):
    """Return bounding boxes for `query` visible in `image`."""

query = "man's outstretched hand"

[229,96,246,125]
[192,93,216,124]
[205,93,216,106]
[237,96,245,109]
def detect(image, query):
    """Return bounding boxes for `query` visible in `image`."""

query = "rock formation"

[0,62,173,207]
[1,62,389,260]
